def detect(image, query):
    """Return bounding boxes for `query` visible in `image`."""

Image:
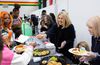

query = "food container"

[40,56,66,65]
[45,43,56,55]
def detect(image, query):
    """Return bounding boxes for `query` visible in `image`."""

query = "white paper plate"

[68,48,89,56]
[13,45,27,54]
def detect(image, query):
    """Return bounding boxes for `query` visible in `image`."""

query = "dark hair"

[31,14,38,26]
[49,13,56,23]
[13,4,21,12]
[0,31,3,51]
[42,10,46,13]
[42,10,46,15]
[62,9,66,11]
[10,11,12,15]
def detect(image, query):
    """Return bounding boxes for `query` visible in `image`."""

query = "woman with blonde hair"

[73,41,90,64]
[76,41,90,51]
[80,16,100,65]
[47,11,76,62]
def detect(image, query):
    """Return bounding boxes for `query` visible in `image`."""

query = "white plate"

[68,48,89,56]
[13,45,27,53]
[15,35,29,43]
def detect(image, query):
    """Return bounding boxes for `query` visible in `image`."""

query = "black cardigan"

[47,23,76,46]
[47,23,76,60]
[90,36,100,65]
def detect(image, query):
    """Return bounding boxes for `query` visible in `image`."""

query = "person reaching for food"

[0,30,36,65]
[79,16,100,65]
[47,11,76,62]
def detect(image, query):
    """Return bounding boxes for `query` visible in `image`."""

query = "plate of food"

[33,48,50,57]
[35,34,46,40]
[40,56,66,65]
[68,48,89,56]
[13,44,27,54]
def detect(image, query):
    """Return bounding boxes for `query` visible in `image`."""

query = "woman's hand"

[58,41,66,49]
[29,42,37,48]
[2,34,11,47]
[79,52,97,62]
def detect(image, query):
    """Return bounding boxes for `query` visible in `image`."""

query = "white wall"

[68,0,100,47]
[0,5,38,17]
[56,0,68,13]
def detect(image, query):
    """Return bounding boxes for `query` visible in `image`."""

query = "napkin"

[15,34,29,43]
[33,57,42,62]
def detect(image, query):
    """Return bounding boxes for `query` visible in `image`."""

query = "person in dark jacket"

[31,14,38,34]
[49,13,56,23]
[47,11,76,62]
[80,16,100,65]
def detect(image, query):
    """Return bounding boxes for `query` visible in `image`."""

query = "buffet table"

[28,56,73,65]
[14,35,73,65]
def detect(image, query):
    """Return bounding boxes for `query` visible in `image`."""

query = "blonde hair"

[87,16,100,37]
[76,41,90,51]
[57,11,71,28]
